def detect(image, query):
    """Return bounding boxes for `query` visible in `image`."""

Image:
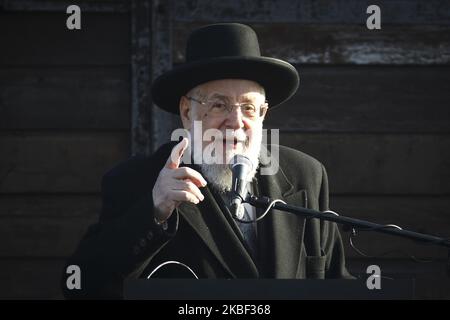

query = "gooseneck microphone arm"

[245,194,450,249]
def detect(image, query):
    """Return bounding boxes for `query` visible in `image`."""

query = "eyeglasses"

[185,95,268,119]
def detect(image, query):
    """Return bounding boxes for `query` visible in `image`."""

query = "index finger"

[165,137,189,169]
[173,167,207,187]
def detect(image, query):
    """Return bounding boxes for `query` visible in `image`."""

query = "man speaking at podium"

[62,23,352,299]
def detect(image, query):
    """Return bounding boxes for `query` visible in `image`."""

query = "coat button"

[133,245,140,255]
[147,231,153,241]
[139,238,147,247]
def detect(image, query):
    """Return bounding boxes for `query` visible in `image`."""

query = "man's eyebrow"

[240,95,257,102]
[208,93,261,101]
[241,94,266,103]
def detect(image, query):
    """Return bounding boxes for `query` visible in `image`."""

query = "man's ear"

[260,104,268,121]
[179,96,192,129]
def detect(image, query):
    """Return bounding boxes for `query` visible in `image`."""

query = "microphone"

[229,154,253,219]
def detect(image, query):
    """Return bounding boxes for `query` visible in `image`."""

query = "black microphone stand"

[245,195,450,250]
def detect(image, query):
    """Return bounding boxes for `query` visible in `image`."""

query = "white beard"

[192,128,263,193]
[199,162,233,193]
[199,149,261,193]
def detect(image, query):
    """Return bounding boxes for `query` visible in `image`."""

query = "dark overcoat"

[62,142,352,299]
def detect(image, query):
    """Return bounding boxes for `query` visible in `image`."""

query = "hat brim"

[151,56,299,114]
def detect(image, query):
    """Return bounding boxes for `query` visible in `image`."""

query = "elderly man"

[63,23,352,299]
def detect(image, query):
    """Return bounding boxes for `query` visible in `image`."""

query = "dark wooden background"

[0,0,449,299]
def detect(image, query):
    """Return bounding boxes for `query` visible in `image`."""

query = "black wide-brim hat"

[152,23,299,114]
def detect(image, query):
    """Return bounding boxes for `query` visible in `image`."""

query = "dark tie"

[236,204,258,260]
[220,184,258,260]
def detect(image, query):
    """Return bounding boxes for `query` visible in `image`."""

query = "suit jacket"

[62,142,352,299]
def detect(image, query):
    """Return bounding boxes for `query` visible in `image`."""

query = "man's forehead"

[209,92,263,101]
[195,79,265,97]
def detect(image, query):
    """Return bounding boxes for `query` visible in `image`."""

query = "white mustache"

[222,131,248,143]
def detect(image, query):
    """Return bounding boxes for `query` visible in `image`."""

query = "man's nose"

[225,105,245,129]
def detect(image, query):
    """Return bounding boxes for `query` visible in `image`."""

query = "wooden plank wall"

[0,2,131,298]
[172,0,450,298]
[1,0,449,299]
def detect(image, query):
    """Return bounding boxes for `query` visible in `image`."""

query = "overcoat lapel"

[175,146,307,279]
[176,175,259,278]
[257,147,307,278]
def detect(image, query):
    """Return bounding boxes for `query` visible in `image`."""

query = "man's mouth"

[222,137,245,149]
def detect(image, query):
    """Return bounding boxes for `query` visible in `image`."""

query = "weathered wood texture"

[131,0,153,155]
[174,23,450,65]
[0,12,130,66]
[280,133,450,195]
[0,196,100,262]
[0,215,97,257]
[267,66,450,132]
[0,6,131,300]
[150,0,181,152]
[0,195,101,218]
[0,258,65,299]
[0,67,130,129]
[0,0,129,13]
[174,0,450,24]
[0,132,129,193]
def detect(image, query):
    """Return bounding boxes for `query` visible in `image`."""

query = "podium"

[124,279,414,300]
